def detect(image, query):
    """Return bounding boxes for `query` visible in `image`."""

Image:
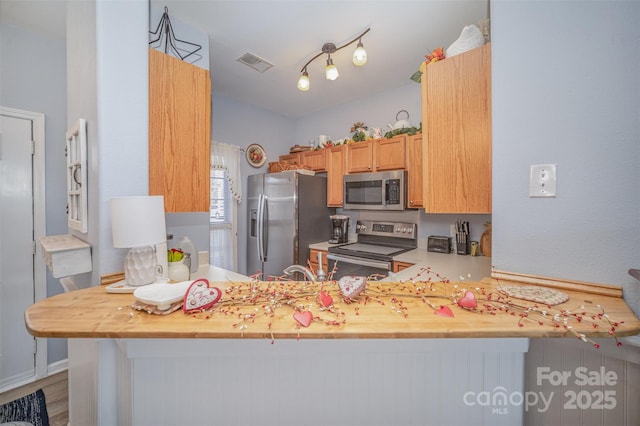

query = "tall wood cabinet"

[421,43,491,213]
[406,133,423,208]
[327,145,347,207]
[149,48,211,212]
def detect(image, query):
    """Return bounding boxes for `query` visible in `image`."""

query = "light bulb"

[297,71,310,91]
[352,41,367,66]
[325,57,339,80]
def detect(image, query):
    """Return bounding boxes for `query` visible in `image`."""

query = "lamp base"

[124,246,157,286]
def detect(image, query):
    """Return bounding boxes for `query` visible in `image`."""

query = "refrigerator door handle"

[257,194,268,262]
[257,194,264,262]
[262,195,269,261]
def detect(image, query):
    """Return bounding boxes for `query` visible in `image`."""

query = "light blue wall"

[0,21,68,365]
[294,83,422,145]
[492,1,640,315]
[66,0,150,285]
[211,93,295,274]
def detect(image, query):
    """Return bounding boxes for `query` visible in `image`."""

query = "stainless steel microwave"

[343,170,407,211]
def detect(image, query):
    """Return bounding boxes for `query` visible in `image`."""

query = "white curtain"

[210,141,242,271]
[211,141,242,202]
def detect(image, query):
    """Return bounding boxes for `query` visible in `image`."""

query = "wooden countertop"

[25,271,640,343]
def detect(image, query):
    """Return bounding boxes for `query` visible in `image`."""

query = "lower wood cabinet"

[392,261,414,273]
[309,249,328,275]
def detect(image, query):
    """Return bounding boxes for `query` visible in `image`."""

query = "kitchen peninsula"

[25,264,640,425]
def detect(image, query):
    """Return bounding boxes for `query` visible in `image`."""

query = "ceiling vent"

[236,52,273,73]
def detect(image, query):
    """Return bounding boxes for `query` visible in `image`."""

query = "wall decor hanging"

[65,118,88,233]
[246,143,266,167]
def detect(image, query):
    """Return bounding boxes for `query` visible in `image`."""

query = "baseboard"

[47,359,68,375]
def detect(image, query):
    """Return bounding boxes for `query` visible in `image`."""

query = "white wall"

[492,0,640,315]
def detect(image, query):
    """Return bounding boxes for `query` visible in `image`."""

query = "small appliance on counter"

[329,215,349,244]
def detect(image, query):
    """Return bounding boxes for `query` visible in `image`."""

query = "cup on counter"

[470,241,479,256]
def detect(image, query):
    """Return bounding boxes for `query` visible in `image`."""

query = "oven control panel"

[355,220,417,239]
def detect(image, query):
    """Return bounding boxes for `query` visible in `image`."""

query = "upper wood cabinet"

[149,49,211,212]
[346,135,406,173]
[326,145,346,207]
[301,149,327,171]
[406,133,423,208]
[421,43,492,213]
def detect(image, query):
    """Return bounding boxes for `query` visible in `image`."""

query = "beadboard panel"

[524,339,640,425]
[119,338,528,426]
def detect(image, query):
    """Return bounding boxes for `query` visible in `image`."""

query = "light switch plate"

[529,164,557,197]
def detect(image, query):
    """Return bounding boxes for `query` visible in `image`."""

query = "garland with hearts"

[176,266,625,348]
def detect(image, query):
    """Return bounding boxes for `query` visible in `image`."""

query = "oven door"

[327,253,391,280]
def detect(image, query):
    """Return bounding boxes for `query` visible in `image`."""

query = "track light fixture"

[297,28,370,92]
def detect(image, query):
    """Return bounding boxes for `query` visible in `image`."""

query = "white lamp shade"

[297,73,310,91]
[352,44,367,66]
[325,63,339,80]
[110,196,166,248]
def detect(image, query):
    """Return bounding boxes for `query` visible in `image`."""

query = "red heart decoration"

[434,305,455,318]
[457,290,477,309]
[318,291,333,307]
[294,311,313,327]
[183,279,221,314]
[338,276,367,299]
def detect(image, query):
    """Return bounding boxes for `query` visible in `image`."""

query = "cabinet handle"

[410,200,414,204]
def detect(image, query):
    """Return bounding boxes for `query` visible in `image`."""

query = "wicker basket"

[268,161,312,173]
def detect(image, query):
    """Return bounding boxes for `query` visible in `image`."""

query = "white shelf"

[40,234,92,278]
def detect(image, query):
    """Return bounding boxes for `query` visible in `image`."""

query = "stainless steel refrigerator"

[247,171,335,279]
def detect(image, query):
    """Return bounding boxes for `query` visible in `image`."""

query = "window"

[210,169,230,224]
[210,169,236,270]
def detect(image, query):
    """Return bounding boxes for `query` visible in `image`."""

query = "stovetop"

[327,220,417,261]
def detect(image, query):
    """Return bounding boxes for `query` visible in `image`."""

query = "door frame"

[0,106,47,384]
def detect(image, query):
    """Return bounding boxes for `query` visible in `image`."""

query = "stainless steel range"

[327,220,417,280]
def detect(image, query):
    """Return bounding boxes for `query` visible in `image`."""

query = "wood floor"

[0,370,68,426]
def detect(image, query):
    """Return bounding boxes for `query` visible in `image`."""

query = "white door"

[0,107,47,390]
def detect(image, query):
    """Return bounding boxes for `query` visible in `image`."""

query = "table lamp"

[110,196,166,286]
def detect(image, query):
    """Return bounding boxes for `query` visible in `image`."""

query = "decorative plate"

[497,285,569,306]
[246,143,267,167]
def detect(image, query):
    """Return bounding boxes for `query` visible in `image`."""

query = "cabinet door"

[374,135,406,171]
[301,149,327,171]
[309,249,328,273]
[346,141,373,173]
[392,261,414,273]
[406,133,423,208]
[327,145,346,207]
[149,49,211,212]
[421,43,491,213]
